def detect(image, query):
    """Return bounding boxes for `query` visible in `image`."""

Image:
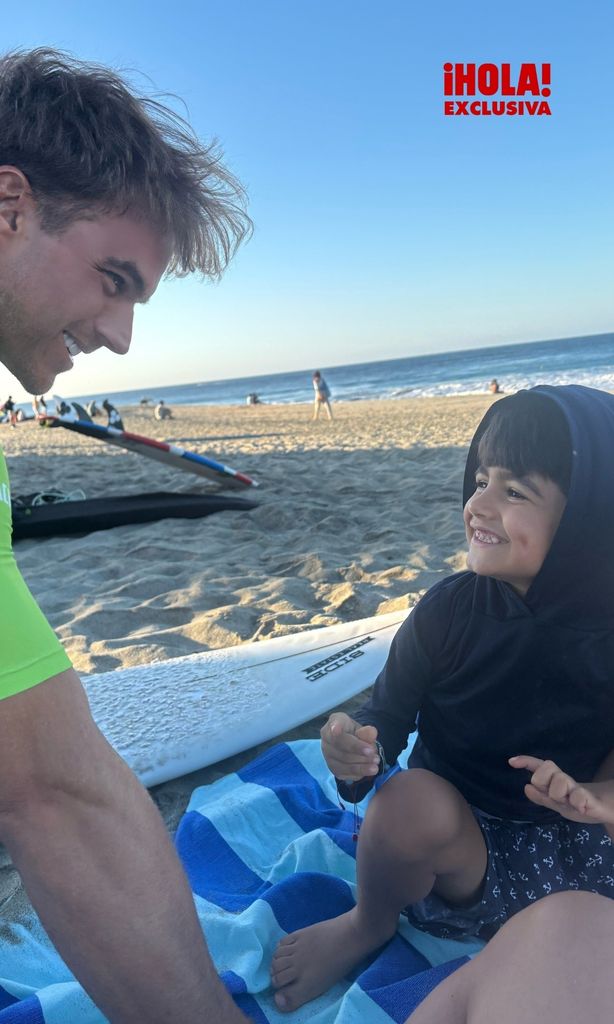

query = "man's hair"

[0,48,252,277]
[477,392,572,496]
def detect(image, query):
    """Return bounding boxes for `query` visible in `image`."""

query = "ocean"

[74,332,614,409]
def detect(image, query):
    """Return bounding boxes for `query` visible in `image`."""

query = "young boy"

[270,384,614,1012]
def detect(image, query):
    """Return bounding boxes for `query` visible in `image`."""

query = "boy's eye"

[507,487,526,500]
[475,479,487,490]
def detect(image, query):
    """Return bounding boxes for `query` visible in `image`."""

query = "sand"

[0,394,497,914]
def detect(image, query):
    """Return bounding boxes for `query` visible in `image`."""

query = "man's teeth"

[474,530,501,545]
[63,332,81,358]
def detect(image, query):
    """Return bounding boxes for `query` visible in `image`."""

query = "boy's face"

[463,466,567,596]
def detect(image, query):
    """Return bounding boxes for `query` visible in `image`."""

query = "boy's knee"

[367,769,471,853]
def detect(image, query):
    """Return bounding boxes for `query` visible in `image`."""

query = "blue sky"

[1,0,613,400]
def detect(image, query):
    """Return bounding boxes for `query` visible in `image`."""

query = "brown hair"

[0,48,252,277]
[477,393,572,495]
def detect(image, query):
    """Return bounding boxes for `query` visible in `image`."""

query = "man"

[0,48,251,1022]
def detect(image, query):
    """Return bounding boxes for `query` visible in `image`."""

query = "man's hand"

[321,712,381,781]
[510,755,614,827]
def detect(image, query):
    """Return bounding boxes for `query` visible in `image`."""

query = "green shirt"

[0,451,71,699]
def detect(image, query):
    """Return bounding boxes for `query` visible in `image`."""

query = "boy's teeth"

[475,530,500,544]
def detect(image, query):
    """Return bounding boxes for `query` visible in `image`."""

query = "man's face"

[0,195,171,393]
[463,465,567,596]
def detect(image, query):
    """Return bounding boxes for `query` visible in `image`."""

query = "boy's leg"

[312,398,320,419]
[325,400,333,420]
[271,769,487,1012]
[406,891,614,1024]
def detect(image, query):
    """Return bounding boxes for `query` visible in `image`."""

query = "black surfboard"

[12,491,258,540]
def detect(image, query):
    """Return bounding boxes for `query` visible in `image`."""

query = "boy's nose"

[466,488,490,517]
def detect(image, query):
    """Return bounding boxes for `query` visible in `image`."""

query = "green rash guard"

[0,450,71,699]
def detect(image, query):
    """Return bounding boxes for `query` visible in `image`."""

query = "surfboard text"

[303,636,374,681]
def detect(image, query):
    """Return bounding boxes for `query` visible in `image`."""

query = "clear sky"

[1,0,613,401]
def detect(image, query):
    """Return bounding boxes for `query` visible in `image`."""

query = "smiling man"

[0,49,251,1023]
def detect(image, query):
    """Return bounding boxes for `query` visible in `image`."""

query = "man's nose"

[95,304,134,355]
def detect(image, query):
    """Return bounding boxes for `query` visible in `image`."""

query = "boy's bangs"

[477,394,572,495]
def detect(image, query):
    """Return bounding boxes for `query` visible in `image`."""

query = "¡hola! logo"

[443,63,552,117]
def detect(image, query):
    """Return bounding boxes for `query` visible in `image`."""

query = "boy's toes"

[274,984,301,1013]
[271,961,298,989]
[273,934,297,957]
[271,937,300,988]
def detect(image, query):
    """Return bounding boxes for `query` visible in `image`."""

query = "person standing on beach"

[32,394,47,418]
[0,48,251,1023]
[312,370,333,420]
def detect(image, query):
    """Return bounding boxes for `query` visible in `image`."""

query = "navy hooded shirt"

[345,385,614,821]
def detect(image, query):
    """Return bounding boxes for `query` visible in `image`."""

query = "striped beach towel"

[0,739,484,1022]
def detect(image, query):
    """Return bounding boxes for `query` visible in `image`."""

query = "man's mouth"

[472,528,503,545]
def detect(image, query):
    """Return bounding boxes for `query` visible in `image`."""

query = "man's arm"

[0,667,246,1024]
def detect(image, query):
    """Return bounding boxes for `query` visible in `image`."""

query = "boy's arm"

[335,613,432,801]
[509,754,614,841]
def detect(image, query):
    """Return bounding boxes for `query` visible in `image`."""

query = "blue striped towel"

[0,739,484,1022]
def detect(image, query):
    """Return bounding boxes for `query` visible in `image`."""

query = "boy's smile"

[464,465,567,596]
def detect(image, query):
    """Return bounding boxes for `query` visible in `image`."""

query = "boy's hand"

[510,755,614,826]
[321,712,381,782]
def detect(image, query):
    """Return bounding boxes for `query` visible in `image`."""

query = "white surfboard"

[83,610,409,786]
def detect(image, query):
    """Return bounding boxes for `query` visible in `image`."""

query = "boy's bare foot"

[270,908,394,1012]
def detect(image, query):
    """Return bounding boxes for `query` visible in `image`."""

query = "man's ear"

[0,167,33,237]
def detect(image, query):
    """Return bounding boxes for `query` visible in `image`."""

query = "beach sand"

[0,394,497,914]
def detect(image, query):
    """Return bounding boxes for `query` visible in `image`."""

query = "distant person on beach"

[32,394,47,418]
[154,399,173,420]
[246,391,261,405]
[270,386,614,1014]
[0,48,250,1024]
[312,370,333,420]
[2,395,17,426]
[489,378,502,394]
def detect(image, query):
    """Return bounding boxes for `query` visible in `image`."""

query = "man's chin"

[15,368,58,395]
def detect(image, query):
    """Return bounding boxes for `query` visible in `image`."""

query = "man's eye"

[106,271,125,294]
[97,265,126,294]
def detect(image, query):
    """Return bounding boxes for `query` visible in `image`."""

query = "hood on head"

[463,385,614,626]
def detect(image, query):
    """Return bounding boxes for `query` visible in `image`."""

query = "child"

[271,385,614,1012]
